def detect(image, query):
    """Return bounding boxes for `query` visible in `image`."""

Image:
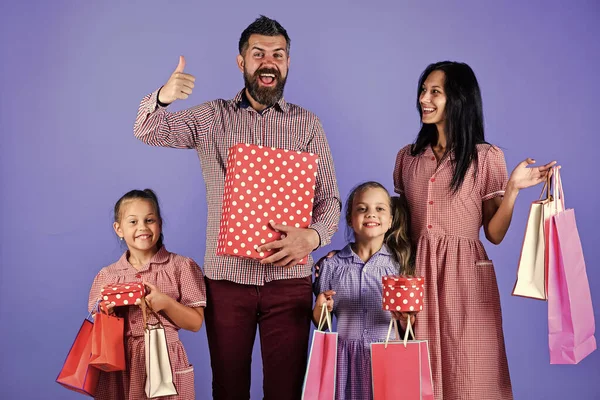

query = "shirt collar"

[113,245,170,272]
[423,145,455,162]
[234,89,288,114]
[337,243,393,260]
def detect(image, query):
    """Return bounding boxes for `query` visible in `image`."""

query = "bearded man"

[133,15,341,400]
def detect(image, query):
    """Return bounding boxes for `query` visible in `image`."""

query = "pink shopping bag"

[547,167,596,364]
[371,318,433,400]
[302,304,337,400]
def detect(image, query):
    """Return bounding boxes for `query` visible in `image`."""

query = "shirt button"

[135,274,142,278]
[428,225,433,229]
[429,201,434,205]
[430,178,436,183]
[431,156,435,161]
[131,320,137,324]
[363,329,368,334]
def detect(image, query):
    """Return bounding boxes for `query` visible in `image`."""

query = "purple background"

[1,1,599,399]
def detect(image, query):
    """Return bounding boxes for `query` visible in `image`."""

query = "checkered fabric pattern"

[88,247,205,399]
[393,144,513,400]
[134,89,341,286]
[314,244,401,400]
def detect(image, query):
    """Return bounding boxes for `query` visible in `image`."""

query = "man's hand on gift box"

[257,221,320,267]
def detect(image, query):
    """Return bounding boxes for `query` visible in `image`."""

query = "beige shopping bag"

[144,306,178,398]
[512,175,555,300]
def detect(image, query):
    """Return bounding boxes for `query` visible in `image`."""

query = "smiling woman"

[393,61,557,400]
[419,70,447,130]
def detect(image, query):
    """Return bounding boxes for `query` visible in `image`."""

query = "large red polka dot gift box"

[101,283,146,307]
[382,276,425,312]
[216,143,319,264]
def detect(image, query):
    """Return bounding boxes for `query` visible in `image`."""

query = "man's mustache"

[253,68,282,80]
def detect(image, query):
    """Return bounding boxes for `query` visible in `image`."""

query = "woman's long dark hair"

[411,61,488,193]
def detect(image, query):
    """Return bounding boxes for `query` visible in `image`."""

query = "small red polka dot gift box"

[382,276,425,312]
[216,143,319,264]
[101,283,146,307]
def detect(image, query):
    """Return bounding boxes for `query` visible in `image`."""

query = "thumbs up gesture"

[158,55,196,105]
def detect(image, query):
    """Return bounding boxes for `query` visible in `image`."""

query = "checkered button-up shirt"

[134,88,341,286]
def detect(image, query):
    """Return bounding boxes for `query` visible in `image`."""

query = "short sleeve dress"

[87,246,207,400]
[393,144,513,400]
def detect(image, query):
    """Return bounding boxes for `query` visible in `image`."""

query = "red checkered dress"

[88,247,206,400]
[394,144,513,400]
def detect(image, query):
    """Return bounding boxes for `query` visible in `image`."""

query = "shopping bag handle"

[95,298,119,316]
[87,298,101,321]
[384,315,415,348]
[317,303,333,332]
[403,316,415,347]
[538,173,551,201]
[550,166,564,212]
[141,299,163,330]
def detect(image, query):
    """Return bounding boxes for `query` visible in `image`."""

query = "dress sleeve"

[393,145,409,194]
[480,145,509,201]
[313,257,339,313]
[177,258,207,308]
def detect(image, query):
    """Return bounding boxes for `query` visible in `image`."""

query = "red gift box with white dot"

[382,276,424,312]
[101,283,146,307]
[216,143,319,264]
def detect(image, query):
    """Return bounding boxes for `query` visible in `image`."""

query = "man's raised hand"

[158,55,196,105]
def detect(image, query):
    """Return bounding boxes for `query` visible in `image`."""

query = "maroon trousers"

[204,276,313,400]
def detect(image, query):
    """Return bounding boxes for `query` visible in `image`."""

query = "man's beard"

[244,67,287,107]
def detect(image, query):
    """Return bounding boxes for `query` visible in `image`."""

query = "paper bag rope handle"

[141,297,164,330]
[550,166,565,212]
[87,299,102,321]
[384,315,415,348]
[317,303,333,332]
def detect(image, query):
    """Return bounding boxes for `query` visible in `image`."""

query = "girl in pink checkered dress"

[88,189,206,400]
[394,61,557,400]
[313,181,415,399]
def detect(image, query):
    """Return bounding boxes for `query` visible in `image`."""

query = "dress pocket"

[173,365,195,399]
[475,260,499,304]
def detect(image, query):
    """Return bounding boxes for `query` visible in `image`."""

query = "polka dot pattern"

[100,283,146,307]
[381,275,425,312]
[216,143,319,264]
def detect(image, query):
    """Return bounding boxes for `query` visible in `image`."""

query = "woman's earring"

[119,237,124,241]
